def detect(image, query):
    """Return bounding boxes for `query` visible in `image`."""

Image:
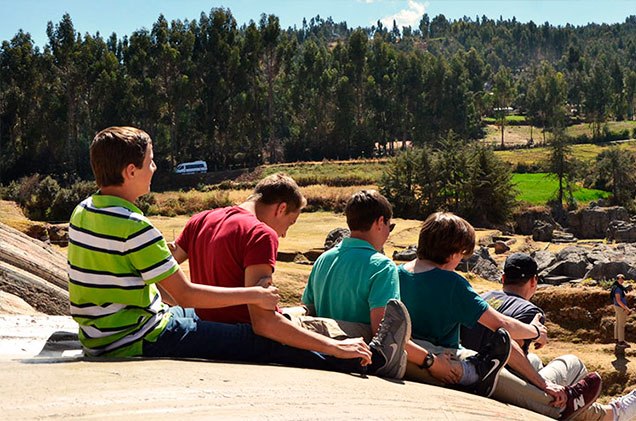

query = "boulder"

[555,246,590,261]
[532,221,554,242]
[457,247,502,283]
[324,228,350,250]
[531,250,557,273]
[607,220,636,243]
[551,231,577,243]
[393,245,417,261]
[585,261,636,281]
[494,241,510,254]
[567,206,629,239]
[540,247,592,281]
[514,207,556,235]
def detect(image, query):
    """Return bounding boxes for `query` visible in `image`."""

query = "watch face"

[425,354,435,368]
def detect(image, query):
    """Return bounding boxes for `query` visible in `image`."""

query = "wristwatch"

[422,353,436,369]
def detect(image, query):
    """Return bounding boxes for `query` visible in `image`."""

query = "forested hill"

[1,10,635,183]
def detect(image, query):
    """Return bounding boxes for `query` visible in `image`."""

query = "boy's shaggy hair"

[417,212,475,265]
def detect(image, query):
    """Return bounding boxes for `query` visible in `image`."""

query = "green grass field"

[512,173,610,204]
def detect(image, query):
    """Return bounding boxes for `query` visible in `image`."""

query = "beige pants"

[615,305,627,342]
[284,308,607,421]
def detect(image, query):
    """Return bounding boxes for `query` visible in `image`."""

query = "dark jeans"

[143,306,364,374]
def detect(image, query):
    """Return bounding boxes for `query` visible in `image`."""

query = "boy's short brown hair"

[249,173,306,212]
[90,126,151,187]
[345,190,393,231]
[416,212,475,265]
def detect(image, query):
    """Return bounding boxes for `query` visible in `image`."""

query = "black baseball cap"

[504,253,538,279]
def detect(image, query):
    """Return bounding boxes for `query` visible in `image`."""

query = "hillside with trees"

[1,10,636,194]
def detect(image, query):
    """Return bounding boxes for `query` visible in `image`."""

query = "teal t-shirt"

[302,238,400,324]
[398,265,488,349]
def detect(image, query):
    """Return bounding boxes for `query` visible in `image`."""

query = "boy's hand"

[544,382,567,407]
[329,337,372,365]
[167,241,177,255]
[254,285,280,310]
[429,353,463,384]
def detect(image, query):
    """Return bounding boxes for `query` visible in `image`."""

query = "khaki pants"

[284,307,607,420]
[615,305,627,342]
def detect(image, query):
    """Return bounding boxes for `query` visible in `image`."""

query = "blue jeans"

[143,307,364,374]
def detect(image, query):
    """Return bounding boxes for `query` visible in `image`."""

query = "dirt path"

[0,315,549,420]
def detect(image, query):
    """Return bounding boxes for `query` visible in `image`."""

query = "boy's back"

[68,194,178,357]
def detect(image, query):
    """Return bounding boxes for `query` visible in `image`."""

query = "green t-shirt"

[302,238,400,324]
[67,194,179,357]
[398,265,488,349]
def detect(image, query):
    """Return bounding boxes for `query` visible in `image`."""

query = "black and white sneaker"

[468,328,511,398]
[369,299,411,379]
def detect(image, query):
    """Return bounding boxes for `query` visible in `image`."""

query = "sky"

[1,0,635,49]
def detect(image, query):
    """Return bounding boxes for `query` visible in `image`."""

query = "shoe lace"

[374,315,391,344]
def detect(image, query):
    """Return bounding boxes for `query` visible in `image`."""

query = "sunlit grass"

[513,173,610,204]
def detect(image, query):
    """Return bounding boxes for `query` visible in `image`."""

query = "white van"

[175,160,208,175]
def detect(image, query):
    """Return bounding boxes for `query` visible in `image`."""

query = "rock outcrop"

[568,206,629,239]
[607,220,636,243]
[515,207,556,235]
[0,222,68,315]
[532,221,554,242]
[457,247,502,283]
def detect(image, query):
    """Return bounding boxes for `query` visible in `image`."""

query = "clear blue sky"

[1,1,635,49]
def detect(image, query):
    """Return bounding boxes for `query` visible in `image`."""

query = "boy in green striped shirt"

[67,126,403,375]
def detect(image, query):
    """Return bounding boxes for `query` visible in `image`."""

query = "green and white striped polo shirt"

[67,194,179,357]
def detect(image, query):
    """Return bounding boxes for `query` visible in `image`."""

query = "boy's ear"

[122,163,137,182]
[275,201,287,217]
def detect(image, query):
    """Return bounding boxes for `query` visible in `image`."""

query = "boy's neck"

[99,185,139,205]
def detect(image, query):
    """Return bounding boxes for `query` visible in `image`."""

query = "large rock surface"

[0,314,548,421]
[568,206,629,239]
[0,222,68,315]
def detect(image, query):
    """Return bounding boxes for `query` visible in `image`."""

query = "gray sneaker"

[369,299,411,379]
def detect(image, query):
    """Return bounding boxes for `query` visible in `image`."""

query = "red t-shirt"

[176,206,278,324]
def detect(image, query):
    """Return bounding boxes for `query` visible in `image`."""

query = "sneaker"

[560,372,602,420]
[468,328,511,398]
[610,389,636,421]
[369,299,411,379]
[619,341,632,348]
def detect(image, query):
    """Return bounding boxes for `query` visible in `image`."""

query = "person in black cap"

[461,252,621,421]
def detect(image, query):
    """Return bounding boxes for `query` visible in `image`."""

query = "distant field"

[512,173,610,204]
[496,141,636,167]
[259,159,386,186]
[483,120,636,147]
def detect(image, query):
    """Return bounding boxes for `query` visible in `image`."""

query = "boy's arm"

[245,264,373,363]
[159,267,279,310]
[478,306,547,345]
